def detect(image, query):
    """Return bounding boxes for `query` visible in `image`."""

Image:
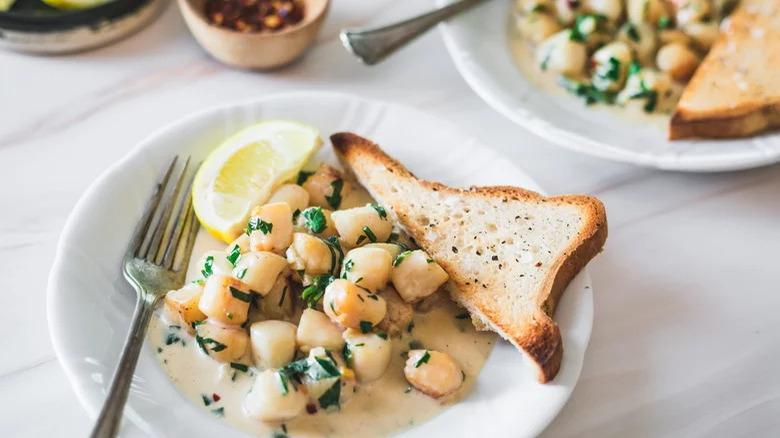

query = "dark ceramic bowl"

[0,0,166,54]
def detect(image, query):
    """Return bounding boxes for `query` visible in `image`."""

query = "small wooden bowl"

[178,0,329,70]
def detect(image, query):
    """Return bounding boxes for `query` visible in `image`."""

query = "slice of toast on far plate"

[331,132,607,383]
[669,0,780,140]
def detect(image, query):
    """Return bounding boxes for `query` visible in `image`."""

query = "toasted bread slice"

[670,0,780,140]
[331,133,607,383]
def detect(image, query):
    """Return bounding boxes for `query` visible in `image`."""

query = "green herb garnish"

[393,250,411,266]
[246,217,273,235]
[226,245,241,267]
[362,226,377,243]
[279,286,287,307]
[302,207,327,234]
[318,379,341,410]
[370,203,387,220]
[414,350,431,368]
[230,362,249,372]
[342,343,352,365]
[229,286,252,303]
[301,274,335,308]
[376,331,388,340]
[297,170,314,185]
[359,321,373,333]
[325,179,344,209]
[201,256,214,278]
[344,259,354,272]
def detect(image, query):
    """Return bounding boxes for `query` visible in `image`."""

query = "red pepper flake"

[305,403,317,414]
[212,393,221,402]
[205,0,305,33]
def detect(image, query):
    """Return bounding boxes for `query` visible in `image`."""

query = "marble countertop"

[2,1,779,437]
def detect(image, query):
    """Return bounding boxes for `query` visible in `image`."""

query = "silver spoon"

[340,0,490,65]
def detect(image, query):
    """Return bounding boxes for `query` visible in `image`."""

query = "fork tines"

[126,156,200,272]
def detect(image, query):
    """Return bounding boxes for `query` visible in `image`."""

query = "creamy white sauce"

[149,229,496,437]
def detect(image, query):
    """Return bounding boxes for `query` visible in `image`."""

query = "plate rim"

[436,0,780,172]
[46,90,594,437]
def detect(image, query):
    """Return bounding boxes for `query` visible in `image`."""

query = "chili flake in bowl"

[178,0,329,69]
[205,0,305,33]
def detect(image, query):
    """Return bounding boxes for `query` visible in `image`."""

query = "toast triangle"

[331,132,607,382]
[670,0,780,139]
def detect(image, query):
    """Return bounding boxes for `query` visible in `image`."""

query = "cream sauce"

[507,31,680,129]
[149,230,496,438]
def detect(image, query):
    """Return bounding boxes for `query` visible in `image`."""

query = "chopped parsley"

[302,207,327,234]
[344,259,354,272]
[301,274,335,308]
[407,321,415,333]
[318,380,341,410]
[387,232,400,242]
[211,407,225,417]
[324,179,344,209]
[592,57,621,91]
[359,321,373,333]
[292,208,301,222]
[658,15,671,29]
[229,286,252,303]
[201,256,214,278]
[393,250,412,266]
[277,354,342,404]
[625,23,640,42]
[628,60,642,76]
[530,3,546,12]
[296,170,314,185]
[195,334,227,355]
[362,226,377,243]
[279,286,287,307]
[230,362,249,372]
[234,267,247,280]
[408,340,424,350]
[342,343,352,365]
[246,217,273,235]
[404,387,413,393]
[414,350,431,368]
[370,203,387,220]
[557,76,615,105]
[376,331,388,340]
[226,245,241,267]
[319,235,344,274]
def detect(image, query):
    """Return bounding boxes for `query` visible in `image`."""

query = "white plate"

[47,91,594,438]
[437,0,780,172]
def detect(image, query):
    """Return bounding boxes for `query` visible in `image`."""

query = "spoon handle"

[340,0,489,65]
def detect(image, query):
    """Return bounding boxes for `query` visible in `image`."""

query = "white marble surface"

[1,1,779,437]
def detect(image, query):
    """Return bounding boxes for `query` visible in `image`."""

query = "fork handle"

[340,0,489,65]
[90,293,159,438]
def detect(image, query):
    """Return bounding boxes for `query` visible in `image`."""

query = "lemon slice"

[192,120,322,243]
[0,0,16,11]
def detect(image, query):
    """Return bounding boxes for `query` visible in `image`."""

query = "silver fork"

[90,156,200,438]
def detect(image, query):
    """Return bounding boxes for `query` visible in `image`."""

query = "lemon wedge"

[192,120,322,243]
[0,0,16,11]
[41,0,111,9]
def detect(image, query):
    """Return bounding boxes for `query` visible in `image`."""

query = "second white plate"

[437,0,780,172]
[47,91,594,438]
